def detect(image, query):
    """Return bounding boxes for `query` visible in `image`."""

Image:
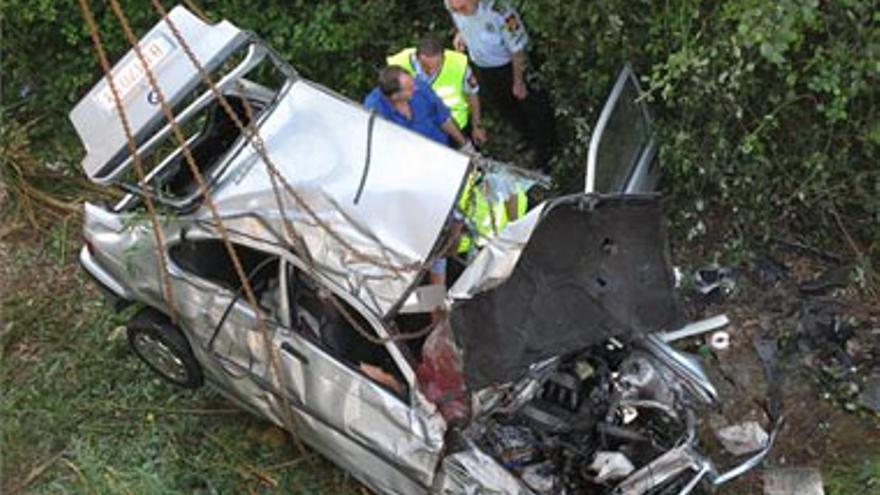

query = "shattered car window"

[115,43,285,211]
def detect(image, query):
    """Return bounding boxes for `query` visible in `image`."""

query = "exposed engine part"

[616,353,678,407]
[612,445,702,495]
[520,461,558,494]
[485,424,541,468]
[470,343,718,494]
[541,372,584,412]
[520,403,573,433]
[590,451,635,483]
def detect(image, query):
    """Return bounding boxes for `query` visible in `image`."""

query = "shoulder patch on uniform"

[503,13,520,32]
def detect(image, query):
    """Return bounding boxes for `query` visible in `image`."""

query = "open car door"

[585,66,659,194]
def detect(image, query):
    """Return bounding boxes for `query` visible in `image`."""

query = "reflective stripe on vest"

[386,48,470,129]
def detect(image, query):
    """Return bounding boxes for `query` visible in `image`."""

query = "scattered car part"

[764,467,825,495]
[859,374,880,413]
[715,421,769,456]
[693,265,736,297]
[612,445,703,495]
[710,330,731,351]
[657,314,730,343]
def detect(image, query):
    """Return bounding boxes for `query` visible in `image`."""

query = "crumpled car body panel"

[450,194,683,389]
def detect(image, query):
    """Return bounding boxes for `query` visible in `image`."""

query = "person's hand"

[470,125,487,146]
[458,139,477,156]
[453,31,467,52]
[360,363,404,395]
[512,79,528,100]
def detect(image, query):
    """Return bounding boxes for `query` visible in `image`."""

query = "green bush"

[523,0,879,268]
[2,0,878,271]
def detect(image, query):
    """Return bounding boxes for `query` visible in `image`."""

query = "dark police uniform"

[446,0,557,172]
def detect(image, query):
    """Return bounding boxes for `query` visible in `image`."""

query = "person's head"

[415,35,445,77]
[447,0,479,15]
[378,65,415,103]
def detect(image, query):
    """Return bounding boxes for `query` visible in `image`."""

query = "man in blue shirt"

[364,66,469,296]
[364,66,468,148]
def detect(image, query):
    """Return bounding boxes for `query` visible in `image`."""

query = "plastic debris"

[658,314,730,343]
[764,467,825,495]
[710,330,731,351]
[715,421,770,456]
[693,265,736,296]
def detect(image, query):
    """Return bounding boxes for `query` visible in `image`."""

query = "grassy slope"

[0,230,361,494]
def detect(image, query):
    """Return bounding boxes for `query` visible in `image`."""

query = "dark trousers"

[474,63,557,171]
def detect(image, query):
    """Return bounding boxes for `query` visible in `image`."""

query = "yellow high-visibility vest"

[387,48,470,129]
[457,172,528,254]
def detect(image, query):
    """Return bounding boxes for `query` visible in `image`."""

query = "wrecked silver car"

[71,6,774,494]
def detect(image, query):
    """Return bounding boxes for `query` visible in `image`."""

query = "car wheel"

[127,308,203,389]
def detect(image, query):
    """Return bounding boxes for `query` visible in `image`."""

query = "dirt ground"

[668,244,880,494]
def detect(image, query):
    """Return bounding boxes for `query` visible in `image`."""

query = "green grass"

[0,238,362,494]
[825,456,880,495]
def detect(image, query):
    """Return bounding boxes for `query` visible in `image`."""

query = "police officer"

[445,0,557,172]
[387,35,487,145]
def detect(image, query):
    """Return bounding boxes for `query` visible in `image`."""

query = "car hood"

[449,194,683,390]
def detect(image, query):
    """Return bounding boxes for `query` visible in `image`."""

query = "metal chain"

[101,0,307,457]
[147,0,463,345]
[77,0,180,323]
[151,0,422,275]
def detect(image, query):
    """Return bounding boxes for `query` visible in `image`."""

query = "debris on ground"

[693,264,737,299]
[709,330,731,351]
[859,374,880,413]
[764,467,825,495]
[798,264,853,295]
[715,421,770,456]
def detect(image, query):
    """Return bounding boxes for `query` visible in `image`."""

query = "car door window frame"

[585,65,655,193]
[279,256,416,404]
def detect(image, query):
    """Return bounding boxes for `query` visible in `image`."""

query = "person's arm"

[463,65,486,144]
[511,50,528,100]
[453,31,467,52]
[497,4,529,99]
[442,118,468,148]
[467,94,487,144]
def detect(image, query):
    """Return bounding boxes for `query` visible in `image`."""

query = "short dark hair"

[378,66,409,96]
[416,35,444,57]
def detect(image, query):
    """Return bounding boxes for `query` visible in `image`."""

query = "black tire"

[127,308,203,389]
